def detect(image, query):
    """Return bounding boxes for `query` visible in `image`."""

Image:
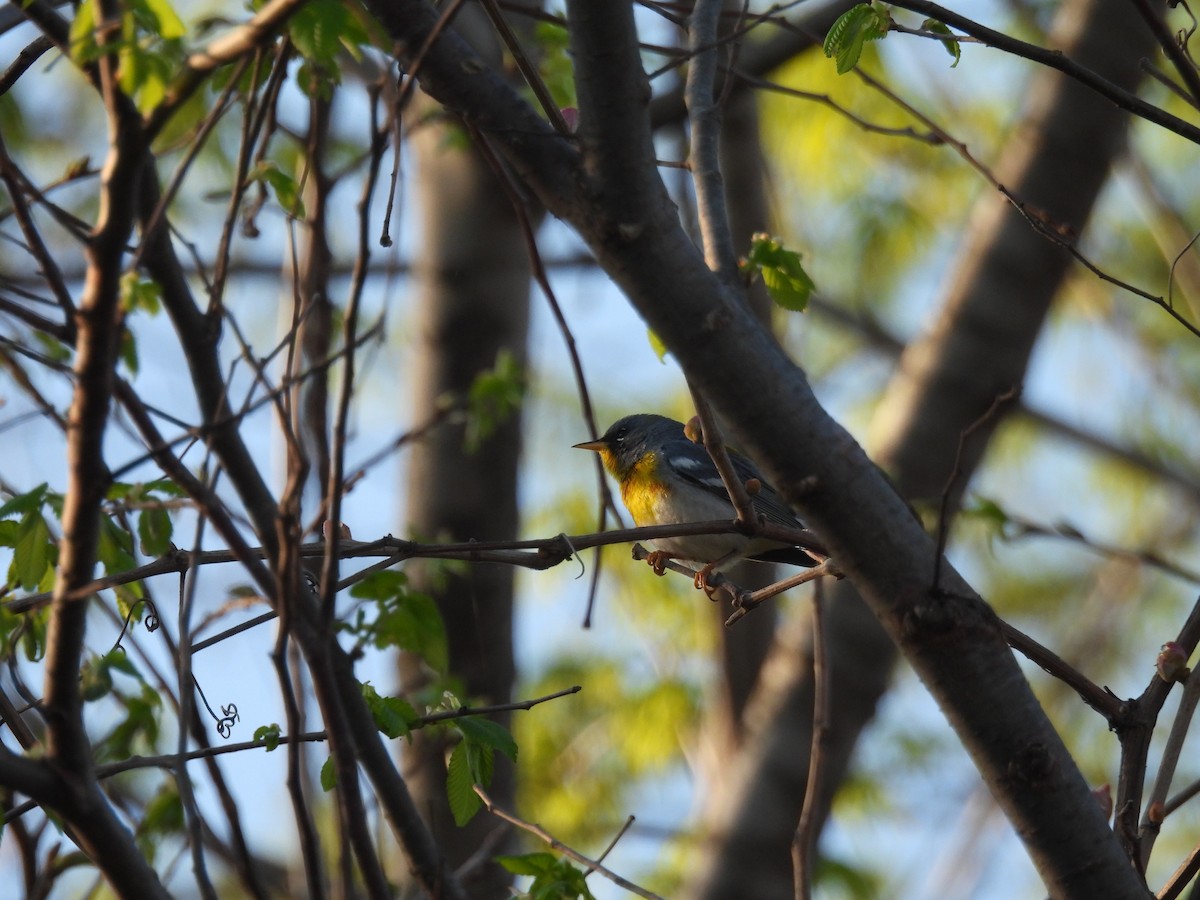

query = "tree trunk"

[396,8,534,897]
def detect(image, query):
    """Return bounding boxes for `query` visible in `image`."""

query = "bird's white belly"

[641,490,747,563]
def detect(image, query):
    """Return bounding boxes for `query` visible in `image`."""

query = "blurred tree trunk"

[395,6,536,897]
[686,1,1156,896]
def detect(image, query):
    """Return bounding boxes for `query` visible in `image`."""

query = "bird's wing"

[663,437,803,530]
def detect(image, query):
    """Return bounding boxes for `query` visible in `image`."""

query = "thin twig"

[144,0,307,140]
[5,519,833,617]
[1129,0,1200,110]
[792,579,829,900]
[1115,593,1200,865]
[1140,665,1200,868]
[0,34,54,96]
[688,384,758,525]
[851,64,1200,338]
[933,387,1019,588]
[1000,621,1122,720]
[319,79,389,624]
[473,785,665,900]
[883,0,1200,146]
[996,511,1200,587]
[477,0,570,135]
[1157,843,1200,900]
[724,559,841,626]
[587,815,637,876]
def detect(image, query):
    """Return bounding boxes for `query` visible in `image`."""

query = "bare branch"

[885,0,1200,145]
[474,784,665,900]
[686,0,739,280]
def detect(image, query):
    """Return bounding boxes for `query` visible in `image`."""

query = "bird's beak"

[573,439,607,452]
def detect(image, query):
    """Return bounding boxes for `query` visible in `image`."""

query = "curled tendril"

[193,673,240,739]
[111,597,159,653]
[556,532,585,579]
[143,601,159,632]
[216,704,240,739]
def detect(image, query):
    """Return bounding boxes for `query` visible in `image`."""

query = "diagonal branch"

[365,1,1155,895]
[686,0,739,281]
[144,0,307,140]
[885,0,1200,145]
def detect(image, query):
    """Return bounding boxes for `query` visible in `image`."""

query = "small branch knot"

[1008,741,1055,787]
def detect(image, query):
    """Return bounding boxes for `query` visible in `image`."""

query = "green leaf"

[320,756,336,791]
[496,852,560,877]
[963,496,1010,528]
[68,0,100,65]
[740,233,816,312]
[105,651,142,679]
[361,683,416,739]
[249,160,306,219]
[97,515,136,577]
[13,511,52,590]
[145,479,186,498]
[533,20,575,108]
[120,272,162,315]
[119,328,139,375]
[467,740,494,788]
[921,19,961,67]
[12,606,48,662]
[465,349,524,452]
[823,3,891,74]
[140,0,185,39]
[289,0,349,66]
[349,569,408,601]
[81,649,146,703]
[95,683,162,761]
[140,784,184,836]
[295,60,336,101]
[80,655,115,701]
[372,591,448,673]
[456,716,518,762]
[497,853,596,899]
[446,742,483,826]
[647,328,668,363]
[137,504,173,557]
[33,331,72,364]
[254,723,282,751]
[0,484,49,520]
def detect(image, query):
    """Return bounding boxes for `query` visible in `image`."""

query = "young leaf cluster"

[498,851,597,900]
[447,710,519,826]
[740,232,816,312]
[346,569,449,671]
[823,3,892,74]
[465,348,526,452]
[69,0,186,113]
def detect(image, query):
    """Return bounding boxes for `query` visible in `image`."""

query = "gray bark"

[687,1,1158,897]
[366,0,1165,893]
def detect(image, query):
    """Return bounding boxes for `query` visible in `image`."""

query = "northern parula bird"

[574,414,821,576]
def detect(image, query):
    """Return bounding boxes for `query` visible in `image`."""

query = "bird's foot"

[645,550,673,576]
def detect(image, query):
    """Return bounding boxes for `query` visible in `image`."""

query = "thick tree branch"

[365,1,1155,894]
